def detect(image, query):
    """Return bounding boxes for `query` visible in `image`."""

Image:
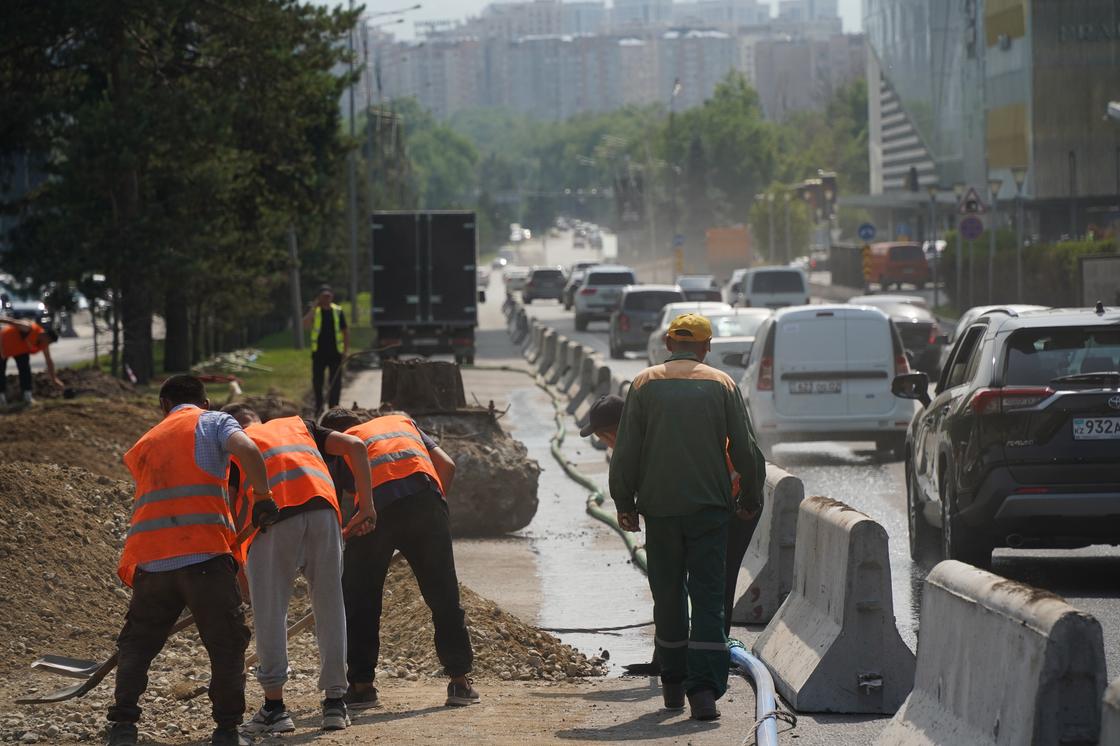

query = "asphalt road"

[509,228,1120,685]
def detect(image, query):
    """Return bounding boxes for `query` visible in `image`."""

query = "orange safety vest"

[1,322,48,358]
[119,407,237,587]
[345,414,443,495]
[229,416,340,549]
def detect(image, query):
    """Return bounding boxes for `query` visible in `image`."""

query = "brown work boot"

[687,688,720,721]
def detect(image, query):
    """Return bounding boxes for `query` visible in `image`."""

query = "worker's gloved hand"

[736,497,761,521]
[252,498,280,532]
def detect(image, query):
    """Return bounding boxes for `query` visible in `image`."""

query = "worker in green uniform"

[608,313,765,722]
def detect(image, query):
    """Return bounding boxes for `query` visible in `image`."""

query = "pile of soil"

[0,460,598,744]
[230,392,303,422]
[3,368,136,402]
[0,401,158,480]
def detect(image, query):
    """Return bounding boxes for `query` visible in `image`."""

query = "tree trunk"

[121,272,153,383]
[380,360,466,413]
[163,283,190,372]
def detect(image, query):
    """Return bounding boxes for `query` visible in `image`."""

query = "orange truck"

[706,226,752,281]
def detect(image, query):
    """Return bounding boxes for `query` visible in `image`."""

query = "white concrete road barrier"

[876,560,1106,746]
[547,337,571,385]
[732,464,804,625]
[526,324,544,362]
[1102,677,1120,746]
[559,345,586,394]
[567,355,597,415]
[536,330,558,375]
[574,364,611,427]
[754,495,914,714]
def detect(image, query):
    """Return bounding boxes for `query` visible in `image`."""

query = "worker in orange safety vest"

[0,316,61,407]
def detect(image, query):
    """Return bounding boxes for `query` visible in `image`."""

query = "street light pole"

[928,185,939,310]
[766,193,775,262]
[1012,166,1028,303]
[953,182,965,310]
[987,177,1003,304]
[784,192,792,264]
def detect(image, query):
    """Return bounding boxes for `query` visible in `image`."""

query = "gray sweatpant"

[245,508,347,699]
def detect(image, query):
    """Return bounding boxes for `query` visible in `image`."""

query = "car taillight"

[580,287,596,295]
[969,387,1053,415]
[758,356,774,391]
[928,327,939,345]
[619,314,630,331]
[895,354,911,376]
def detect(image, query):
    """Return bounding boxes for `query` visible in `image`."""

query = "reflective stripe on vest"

[119,407,237,587]
[310,304,344,355]
[345,414,443,495]
[232,416,341,549]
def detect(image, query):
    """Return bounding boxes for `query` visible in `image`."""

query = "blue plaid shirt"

[138,405,243,573]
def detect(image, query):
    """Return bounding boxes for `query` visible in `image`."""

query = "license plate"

[789,381,841,395]
[413,337,439,346]
[1073,417,1120,440]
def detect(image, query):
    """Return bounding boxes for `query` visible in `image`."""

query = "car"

[563,262,600,310]
[891,305,1120,569]
[522,266,566,304]
[477,267,491,303]
[865,242,930,291]
[724,268,750,306]
[491,256,508,270]
[675,275,721,302]
[849,295,943,376]
[740,267,810,309]
[608,285,686,358]
[646,301,733,365]
[503,265,531,293]
[702,309,773,379]
[573,265,637,331]
[740,304,918,460]
[937,304,1049,375]
[0,279,51,328]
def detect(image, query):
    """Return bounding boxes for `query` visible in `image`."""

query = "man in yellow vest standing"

[302,285,349,415]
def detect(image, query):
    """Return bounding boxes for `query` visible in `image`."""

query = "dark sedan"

[850,295,942,376]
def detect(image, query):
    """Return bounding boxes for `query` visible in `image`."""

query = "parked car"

[503,265,531,293]
[740,304,917,460]
[675,275,721,302]
[646,301,733,365]
[724,268,750,306]
[937,304,1049,375]
[740,267,809,309]
[849,295,943,376]
[0,280,51,328]
[573,265,637,331]
[562,262,599,310]
[866,242,930,291]
[522,266,566,304]
[608,285,686,358]
[892,305,1120,568]
[703,309,773,379]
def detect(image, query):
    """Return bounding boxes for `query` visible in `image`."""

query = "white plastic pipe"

[729,643,780,746]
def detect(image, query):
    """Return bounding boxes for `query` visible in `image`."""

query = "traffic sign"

[895,222,911,240]
[959,215,984,241]
[858,223,876,241]
[672,233,685,248]
[958,187,987,215]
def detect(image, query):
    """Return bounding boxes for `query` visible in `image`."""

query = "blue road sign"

[959,215,984,241]
[672,233,685,248]
[895,222,911,239]
[858,223,876,241]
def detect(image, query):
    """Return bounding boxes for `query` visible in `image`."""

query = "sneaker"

[687,688,721,721]
[446,677,481,707]
[240,703,295,735]
[106,722,138,746]
[662,680,685,710]
[343,683,380,711]
[210,727,250,746]
[322,697,350,731]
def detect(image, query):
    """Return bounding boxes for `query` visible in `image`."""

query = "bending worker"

[221,404,376,736]
[302,285,349,415]
[1,316,61,406]
[320,408,479,712]
[108,375,276,746]
[608,314,765,722]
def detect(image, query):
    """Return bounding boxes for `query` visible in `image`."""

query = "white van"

[741,267,809,309]
[739,304,917,459]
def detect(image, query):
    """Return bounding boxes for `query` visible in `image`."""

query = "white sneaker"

[240,704,295,735]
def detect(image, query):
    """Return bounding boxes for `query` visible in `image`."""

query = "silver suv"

[573,265,637,331]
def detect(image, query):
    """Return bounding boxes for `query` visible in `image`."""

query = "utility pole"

[1012,166,1028,303]
[347,0,360,327]
[928,186,939,309]
[784,192,792,264]
[953,182,965,309]
[767,193,775,262]
[288,226,304,350]
[987,178,1002,304]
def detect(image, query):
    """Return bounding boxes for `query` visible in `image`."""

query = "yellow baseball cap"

[667,313,712,342]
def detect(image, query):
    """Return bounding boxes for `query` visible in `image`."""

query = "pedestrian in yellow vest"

[302,285,349,414]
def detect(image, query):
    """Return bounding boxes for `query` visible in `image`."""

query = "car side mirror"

[722,351,748,368]
[892,372,931,408]
[935,334,949,345]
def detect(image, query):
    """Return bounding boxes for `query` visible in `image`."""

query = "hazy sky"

[314,0,863,39]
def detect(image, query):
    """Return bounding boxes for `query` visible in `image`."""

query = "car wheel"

[940,474,992,569]
[609,336,624,359]
[574,314,588,332]
[906,459,939,563]
[523,296,532,304]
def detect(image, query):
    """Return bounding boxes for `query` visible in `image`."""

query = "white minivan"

[739,304,917,459]
[740,267,809,309]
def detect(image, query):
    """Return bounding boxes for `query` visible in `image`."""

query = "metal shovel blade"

[16,654,118,704]
[31,655,102,679]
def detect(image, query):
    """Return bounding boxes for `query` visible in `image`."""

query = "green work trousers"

[644,508,730,698]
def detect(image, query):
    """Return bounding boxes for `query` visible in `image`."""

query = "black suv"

[522,267,566,304]
[892,305,1120,568]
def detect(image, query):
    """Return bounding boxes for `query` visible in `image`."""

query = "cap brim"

[579,422,596,438]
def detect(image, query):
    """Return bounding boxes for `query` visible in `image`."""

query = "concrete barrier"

[536,331,558,375]
[567,355,597,415]
[732,465,804,625]
[754,495,914,714]
[875,560,1106,745]
[547,337,571,385]
[526,324,545,364]
[1102,677,1120,746]
[511,308,529,345]
[574,364,612,427]
[521,319,539,354]
[559,345,586,394]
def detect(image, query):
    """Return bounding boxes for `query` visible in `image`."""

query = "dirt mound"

[0,400,158,481]
[4,368,137,402]
[231,391,303,422]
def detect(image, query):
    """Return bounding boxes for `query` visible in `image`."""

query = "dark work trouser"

[108,555,251,728]
[311,352,343,413]
[342,489,473,683]
[644,508,730,699]
[0,353,32,394]
[724,511,761,636]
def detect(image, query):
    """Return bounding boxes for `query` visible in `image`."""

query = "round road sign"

[858,223,876,241]
[959,215,984,241]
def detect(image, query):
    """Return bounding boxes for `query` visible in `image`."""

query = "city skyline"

[312,0,863,38]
